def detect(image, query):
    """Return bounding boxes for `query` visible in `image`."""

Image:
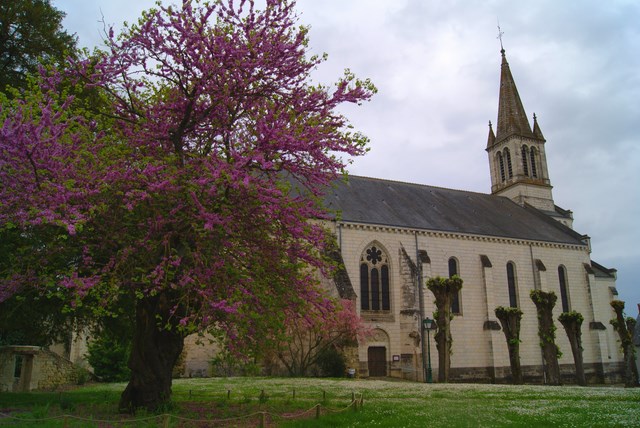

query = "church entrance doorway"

[368,346,387,377]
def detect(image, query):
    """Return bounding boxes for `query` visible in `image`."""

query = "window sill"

[362,311,395,323]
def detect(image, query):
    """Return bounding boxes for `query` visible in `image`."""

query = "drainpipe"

[415,232,428,383]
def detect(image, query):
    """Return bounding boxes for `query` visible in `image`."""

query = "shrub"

[86,334,130,382]
[316,346,346,377]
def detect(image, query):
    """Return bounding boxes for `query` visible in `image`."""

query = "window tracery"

[360,244,390,311]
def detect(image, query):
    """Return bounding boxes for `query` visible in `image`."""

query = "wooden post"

[227,389,231,399]
[260,411,266,428]
[162,414,170,428]
[316,404,321,419]
[62,416,69,428]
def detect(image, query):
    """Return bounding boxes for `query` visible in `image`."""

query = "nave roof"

[323,175,586,246]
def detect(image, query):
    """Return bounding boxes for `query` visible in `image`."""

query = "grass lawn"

[1,377,639,427]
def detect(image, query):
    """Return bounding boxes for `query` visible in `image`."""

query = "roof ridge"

[346,174,494,198]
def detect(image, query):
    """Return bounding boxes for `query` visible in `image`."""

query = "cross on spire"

[497,20,505,52]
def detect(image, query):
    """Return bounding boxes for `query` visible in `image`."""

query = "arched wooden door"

[368,346,387,377]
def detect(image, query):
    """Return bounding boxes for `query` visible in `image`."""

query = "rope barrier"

[0,392,364,426]
[0,411,163,423]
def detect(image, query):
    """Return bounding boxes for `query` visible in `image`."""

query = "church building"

[323,48,623,383]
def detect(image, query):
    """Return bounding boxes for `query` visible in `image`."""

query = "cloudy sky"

[53,0,640,312]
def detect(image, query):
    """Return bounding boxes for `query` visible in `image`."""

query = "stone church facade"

[321,48,623,383]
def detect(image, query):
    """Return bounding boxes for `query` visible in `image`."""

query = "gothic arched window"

[521,145,530,177]
[448,257,461,314]
[507,262,518,308]
[360,244,390,311]
[558,265,570,312]
[497,152,506,182]
[530,147,538,178]
[504,149,513,178]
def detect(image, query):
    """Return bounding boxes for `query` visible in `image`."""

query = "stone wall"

[175,334,221,378]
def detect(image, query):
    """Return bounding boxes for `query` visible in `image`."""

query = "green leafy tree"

[0,223,85,347]
[0,0,76,93]
[87,334,131,382]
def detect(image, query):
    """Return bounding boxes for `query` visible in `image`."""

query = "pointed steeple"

[486,121,495,149]
[486,47,555,214]
[494,49,536,144]
[532,113,545,141]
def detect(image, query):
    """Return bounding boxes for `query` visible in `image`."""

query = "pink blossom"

[0,0,375,354]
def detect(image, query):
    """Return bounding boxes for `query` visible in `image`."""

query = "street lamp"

[422,317,436,383]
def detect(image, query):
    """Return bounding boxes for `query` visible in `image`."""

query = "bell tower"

[486,48,555,213]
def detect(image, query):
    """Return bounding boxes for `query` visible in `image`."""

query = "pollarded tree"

[610,300,639,387]
[530,289,561,385]
[558,311,586,386]
[426,275,463,382]
[0,0,375,412]
[495,306,523,384]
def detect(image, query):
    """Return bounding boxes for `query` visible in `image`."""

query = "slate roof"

[323,175,587,246]
[591,260,617,279]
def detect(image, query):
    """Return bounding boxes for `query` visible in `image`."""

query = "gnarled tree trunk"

[558,311,586,386]
[119,292,184,412]
[495,306,523,384]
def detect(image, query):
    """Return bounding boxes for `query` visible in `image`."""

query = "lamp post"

[422,317,435,383]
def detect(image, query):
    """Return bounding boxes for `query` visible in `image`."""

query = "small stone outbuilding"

[0,346,84,392]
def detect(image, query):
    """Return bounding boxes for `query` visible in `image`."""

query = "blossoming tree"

[274,299,366,376]
[0,0,375,411]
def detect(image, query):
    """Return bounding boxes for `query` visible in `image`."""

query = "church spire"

[486,45,555,214]
[494,49,536,144]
